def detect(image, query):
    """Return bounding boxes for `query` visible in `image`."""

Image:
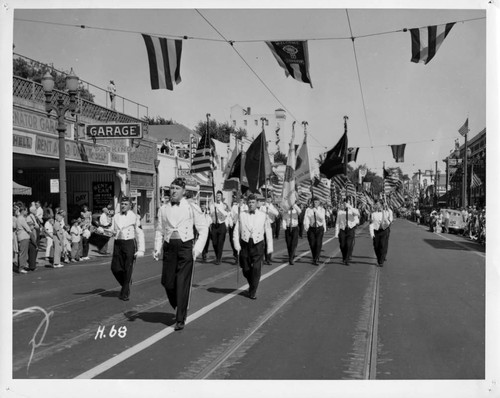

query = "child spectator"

[62,225,72,263]
[44,216,55,261]
[70,219,82,262]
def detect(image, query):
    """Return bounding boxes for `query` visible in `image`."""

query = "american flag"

[389,189,405,210]
[191,132,214,174]
[332,174,356,198]
[312,179,331,205]
[297,181,312,205]
[409,23,455,65]
[269,172,284,200]
[383,169,401,195]
[470,170,482,189]
[458,118,469,137]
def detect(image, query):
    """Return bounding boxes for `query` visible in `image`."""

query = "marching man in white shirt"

[154,178,209,331]
[209,190,229,265]
[281,201,302,265]
[229,194,247,265]
[369,199,393,267]
[260,193,279,265]
[233,193,273,300]
[304,197,327,265]
[334,198,360,266]
[110,196,145,301]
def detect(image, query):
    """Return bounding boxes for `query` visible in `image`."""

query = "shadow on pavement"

[124,310,175,326]
[207,287,244,296]
[424,239,485,252]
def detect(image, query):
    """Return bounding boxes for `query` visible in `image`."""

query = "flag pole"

[301,121,312,200]
[206,113,218,220]
[463,124,469,208]
[343,116,348,176]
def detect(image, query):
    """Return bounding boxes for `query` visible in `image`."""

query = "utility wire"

[346,9,376,166]
[14,16,486,42]
[194,9,327,150]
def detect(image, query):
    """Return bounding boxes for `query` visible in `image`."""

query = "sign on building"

[50,179,59,193]
[86,123,142,139]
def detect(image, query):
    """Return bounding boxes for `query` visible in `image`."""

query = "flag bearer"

[260,194,279,265]
[281,201,301,264]
[304,197,327,265]
[369,199,393,267]
[209,190,229,265]
[334,198,360,266]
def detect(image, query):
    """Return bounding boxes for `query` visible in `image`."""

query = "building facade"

[13,75,150,221]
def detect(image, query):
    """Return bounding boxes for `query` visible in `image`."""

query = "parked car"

[440,208,466,234]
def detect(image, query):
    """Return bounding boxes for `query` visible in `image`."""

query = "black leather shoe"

[174,321,185,331]
[289,259,294,265]
[249,293,257,300]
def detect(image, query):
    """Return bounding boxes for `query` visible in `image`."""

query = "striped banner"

[383,169,401,195]
[471,170,482,189]
[312,180,331,205]
[332,174,356,198]
[266,41,313,87]
[410,23,455,65]
[297,182,312,205]
[458,118,469,137]
[142,34,182,90]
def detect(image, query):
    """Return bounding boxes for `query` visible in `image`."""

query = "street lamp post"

[42,69,79,223]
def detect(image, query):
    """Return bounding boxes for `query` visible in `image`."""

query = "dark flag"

[244,130,272,193]
[347,147,359,163]
[223,151,242,191]
[319,132,347,179]
[391,144,406,163]
[266,41,313,87]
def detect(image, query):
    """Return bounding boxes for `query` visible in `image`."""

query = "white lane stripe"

[75,237,335,379]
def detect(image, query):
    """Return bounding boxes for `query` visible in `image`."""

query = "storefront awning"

[13,181,32,195]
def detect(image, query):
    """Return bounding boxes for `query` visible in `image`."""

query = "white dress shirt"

[369,209,393,238]
[233,209,273,254]
[230,203,248,226]
[281,204,301,229]
[155,198,209,255]
[111,210,145,252]
[259,203,280,223]
[334,207,360,236]
[210,201,229,225]
[304,206,327,232]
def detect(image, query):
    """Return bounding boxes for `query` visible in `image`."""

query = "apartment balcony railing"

[13,75,147,126]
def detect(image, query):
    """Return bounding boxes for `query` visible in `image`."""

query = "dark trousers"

[239,238,264,296]
[373,227,390,264]
[82,237,90,257]
[285,226,299,261]
[274,219,281,239]
[28,239,38,270]
[307,226,324,262]
[211,222,227,262]
[111,239,136,297]
[202,229,211,259]
[228,225,238,258]
[161,239,194,323]
[339,226,356,261]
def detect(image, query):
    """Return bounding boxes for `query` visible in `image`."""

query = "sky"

[7,3,488,179]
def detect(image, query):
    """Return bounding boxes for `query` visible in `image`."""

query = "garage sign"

[86,123,142,139]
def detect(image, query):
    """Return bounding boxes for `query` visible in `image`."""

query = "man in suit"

[110,196,145,301]
[154,178,209,331]
[304,197,327,265]
[334,198,360,266]
[233,194,273,300]
[369,200,394,267]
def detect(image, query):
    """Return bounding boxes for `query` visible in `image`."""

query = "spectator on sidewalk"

[44,215,55,260]
[13,204,21,273]
[26,206,40,271]
[70,218,83,262]
[16,205,31,274]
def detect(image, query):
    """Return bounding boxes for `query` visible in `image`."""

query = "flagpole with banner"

[206,113,218,214]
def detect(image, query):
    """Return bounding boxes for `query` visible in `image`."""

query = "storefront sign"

[13,134,33,149]
[129,140,156,173]
[50,179,59,193]
[93,182,114,210]
[74,191,89,206]
[86,123,142,139]
[130,189,139,197]
[13,108,67,137]
[190,135,198,164]
[35,136,109,164]
[146,190,153,198]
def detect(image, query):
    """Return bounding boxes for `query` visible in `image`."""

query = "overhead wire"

[194,9,327,150]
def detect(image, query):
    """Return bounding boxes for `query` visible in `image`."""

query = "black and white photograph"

[2,1,499,397]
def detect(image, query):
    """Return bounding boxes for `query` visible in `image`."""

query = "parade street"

[12,218,484,380]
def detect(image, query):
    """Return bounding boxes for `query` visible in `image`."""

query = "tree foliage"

[194,120,247,143]
[142,115,176,125]
[13,57,95,102]
[273,151,287,164]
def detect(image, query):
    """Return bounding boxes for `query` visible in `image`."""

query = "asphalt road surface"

[12,218,485,381]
